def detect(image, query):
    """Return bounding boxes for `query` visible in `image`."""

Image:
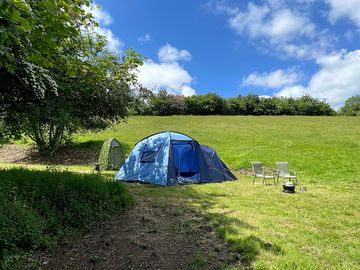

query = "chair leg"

[273,177,276,185]
[253,175,256,184]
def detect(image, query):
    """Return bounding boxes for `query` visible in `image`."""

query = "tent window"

[140,150,158,163]
[140,142,163,164]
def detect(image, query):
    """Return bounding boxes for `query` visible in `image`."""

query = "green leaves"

[0,0,144,153]
[340,96,360,116]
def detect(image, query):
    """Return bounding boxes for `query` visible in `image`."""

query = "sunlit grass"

[128,178,360,269]
[3,115,360,269]
[77,116,360,183]
[78,115,360,269]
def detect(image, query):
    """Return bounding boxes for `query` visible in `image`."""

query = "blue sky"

[92,0,360,107]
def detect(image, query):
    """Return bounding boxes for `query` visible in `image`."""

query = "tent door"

[172,141,200,183]
[110,145,122,169]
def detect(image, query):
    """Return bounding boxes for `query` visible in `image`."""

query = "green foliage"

[0,168,133,269]
[131,91,335,116]
[0,0,91,73]
[150,90,186,116]
[0,0,143,154]
[340,95,360,116]
[185,93,226,115]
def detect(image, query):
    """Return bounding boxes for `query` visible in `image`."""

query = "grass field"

[2,116,360,269]
[77,116,360,183]
[75,116,360,269]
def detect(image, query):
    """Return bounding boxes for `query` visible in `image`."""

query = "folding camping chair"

[251,162,276,185]
[276,162,299,185]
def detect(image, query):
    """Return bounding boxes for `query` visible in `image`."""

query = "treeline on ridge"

[131,89,335,116]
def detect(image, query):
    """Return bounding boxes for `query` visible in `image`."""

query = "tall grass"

[0,168,133,269]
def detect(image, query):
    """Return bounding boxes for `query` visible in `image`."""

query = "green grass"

[0,168,133,270]
[76,116,360,183]
[75,116,360,269]
[3,116,360,269]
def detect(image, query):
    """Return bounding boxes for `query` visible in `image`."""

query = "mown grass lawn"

[75,116,360,269]
[3,116,360,269]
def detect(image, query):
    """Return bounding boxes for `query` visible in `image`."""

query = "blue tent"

[115,131,236,186]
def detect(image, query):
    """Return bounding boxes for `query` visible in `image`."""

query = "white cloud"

[243,69,301,88]
[203,0,239,15]
[229,4,315,41]
[138,61,192,90]
[96,28,122,53]
[83,4,122,54]
[158,43,192,63]
[137,45,196,96]
[344,30,354,40]
[138,33,152,42]
[181,85,196,96]
[276,85,308,98]
[327,0,360,27]
[209,1,332,59]
[276,50,360,106]
[85,4,113,25]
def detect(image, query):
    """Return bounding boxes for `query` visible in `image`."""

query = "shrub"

[185,93,226,115]
[0,168,133,269]
[340,95,360,116]
[130,90,335,116]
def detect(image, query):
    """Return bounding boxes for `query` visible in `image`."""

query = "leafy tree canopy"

[0,0,143,153]
[340,96,360,116]
[131,91,335,117]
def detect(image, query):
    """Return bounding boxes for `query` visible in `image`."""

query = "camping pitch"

[115,131,236,186]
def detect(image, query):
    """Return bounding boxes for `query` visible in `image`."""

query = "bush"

[0,168,133,269]
[131,91,335,116]
[150,90,185,116]
[185,93,226,115]
[340,95,360,116]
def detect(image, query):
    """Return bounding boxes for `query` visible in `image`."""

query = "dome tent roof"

[134,131,194,146]
[116,131,236,186]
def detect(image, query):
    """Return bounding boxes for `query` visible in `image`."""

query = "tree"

[185,93,225,115]
[340,96,360,116]
[296,95,334,116]
[0,0,143,153]
[242,93,262,115]
[130,87,154,116]
[260,97,278,115]
[147,90,185,116]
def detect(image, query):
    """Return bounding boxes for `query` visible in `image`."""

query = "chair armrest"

[290,170,296,175]
[263,169,275,175]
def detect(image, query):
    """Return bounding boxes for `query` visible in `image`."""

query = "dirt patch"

[24,190,240,270]
[0,144,98,166]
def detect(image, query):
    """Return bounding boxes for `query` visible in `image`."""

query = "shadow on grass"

[73,140,132,156]
[184,186,283,267]
[1,140,132,167]
[73,140,104,150]
[131,182,283,268]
